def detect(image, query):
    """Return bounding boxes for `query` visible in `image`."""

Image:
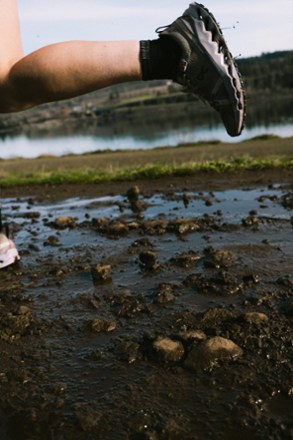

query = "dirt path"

[0,171,293,440]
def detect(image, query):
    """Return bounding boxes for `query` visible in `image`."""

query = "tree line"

[237,51,293,92]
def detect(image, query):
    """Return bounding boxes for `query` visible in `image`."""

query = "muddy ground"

[0,170,293,440]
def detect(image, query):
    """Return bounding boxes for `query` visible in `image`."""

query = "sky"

[18,0,293,58]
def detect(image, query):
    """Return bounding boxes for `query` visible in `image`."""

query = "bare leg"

[0,1,141,112]
[5,41,141,111]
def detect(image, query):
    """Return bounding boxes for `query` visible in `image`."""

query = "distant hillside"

[237,50,293,92]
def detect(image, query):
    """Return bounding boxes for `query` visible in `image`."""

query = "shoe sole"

[0,248,20,269]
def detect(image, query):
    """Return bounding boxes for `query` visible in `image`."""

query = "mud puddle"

[0,181,292,439]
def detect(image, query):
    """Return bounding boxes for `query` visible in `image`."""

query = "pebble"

[91,265,112,283]
[126,185,140,202]
[139,251,160,271]
[108,221,129,237]
[17,306,30,315]
[90,318,117,333]
[153,337,184,363]
[182,192,190,208]
[243,312,269,325]
[204,249,236,269]
[185,336,243,371]
[54,216,76,229]
[154,283,175,304]
[170,251,201,268]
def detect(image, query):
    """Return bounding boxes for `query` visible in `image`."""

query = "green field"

[0,136,292,187]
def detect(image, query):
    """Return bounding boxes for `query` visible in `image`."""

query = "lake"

[0,109,292,159]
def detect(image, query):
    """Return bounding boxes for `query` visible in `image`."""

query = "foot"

[0,225,20,269]
[159,2,246,137]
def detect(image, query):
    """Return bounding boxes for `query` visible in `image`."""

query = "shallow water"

[2,185,291,248]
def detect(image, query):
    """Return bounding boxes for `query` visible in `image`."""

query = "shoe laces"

[155,25,171,35]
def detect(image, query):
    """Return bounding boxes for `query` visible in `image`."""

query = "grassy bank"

[1,137,292,187]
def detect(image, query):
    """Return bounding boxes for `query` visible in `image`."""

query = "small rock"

[23,211,41,219]
[153,337,184,363]
[0,313,32,340]
[116,341,140,363]
[154,283,175,304]
[182,192,190,208]
[170,251,201,268]
[282,192,293,209]
[91,265,112,283]
[54,216,76,229]
[178,329,207,342]
[44,235,60,247]
[204,337,243,357]
[201,308,235,326]
[126,185,140,203]
[17,306,30,315]
[243,312,269,325]
[242,215,259,228]
[166,219,199,235]
[108,221,128,237]
[28,244,41,252]
[139,251,160,271]
[204,248,236,269]
[185,336,243,371]
[126,186,145,213]
[90,318,116,333]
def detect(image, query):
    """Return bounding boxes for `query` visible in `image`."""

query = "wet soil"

[1,170,293,440]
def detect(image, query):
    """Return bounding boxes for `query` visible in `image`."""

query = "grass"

[1,155,292,187]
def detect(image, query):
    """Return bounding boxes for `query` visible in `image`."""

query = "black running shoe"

[159,2,246,137]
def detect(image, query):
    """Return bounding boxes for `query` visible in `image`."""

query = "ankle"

[140,37,181,81]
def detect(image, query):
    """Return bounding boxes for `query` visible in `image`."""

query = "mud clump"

[84,317,117,333]
[185,336,243,372]
[184,271,243,296]
[282,191,293,209]
[0,306,36,342]
[91,264,112,284]
[126,185,147,213]
[109,291,148,318]
[203,247,236,269]
[152,337,185,363]
[107,220,129,238]
[52,216,76,229]
[243,312,269,325]
[170,250,201,268]
[139,250,160,271]
[154,283,175,304]
[44,235,60,247]
[115,341,140,364]
[182,192,190,208]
